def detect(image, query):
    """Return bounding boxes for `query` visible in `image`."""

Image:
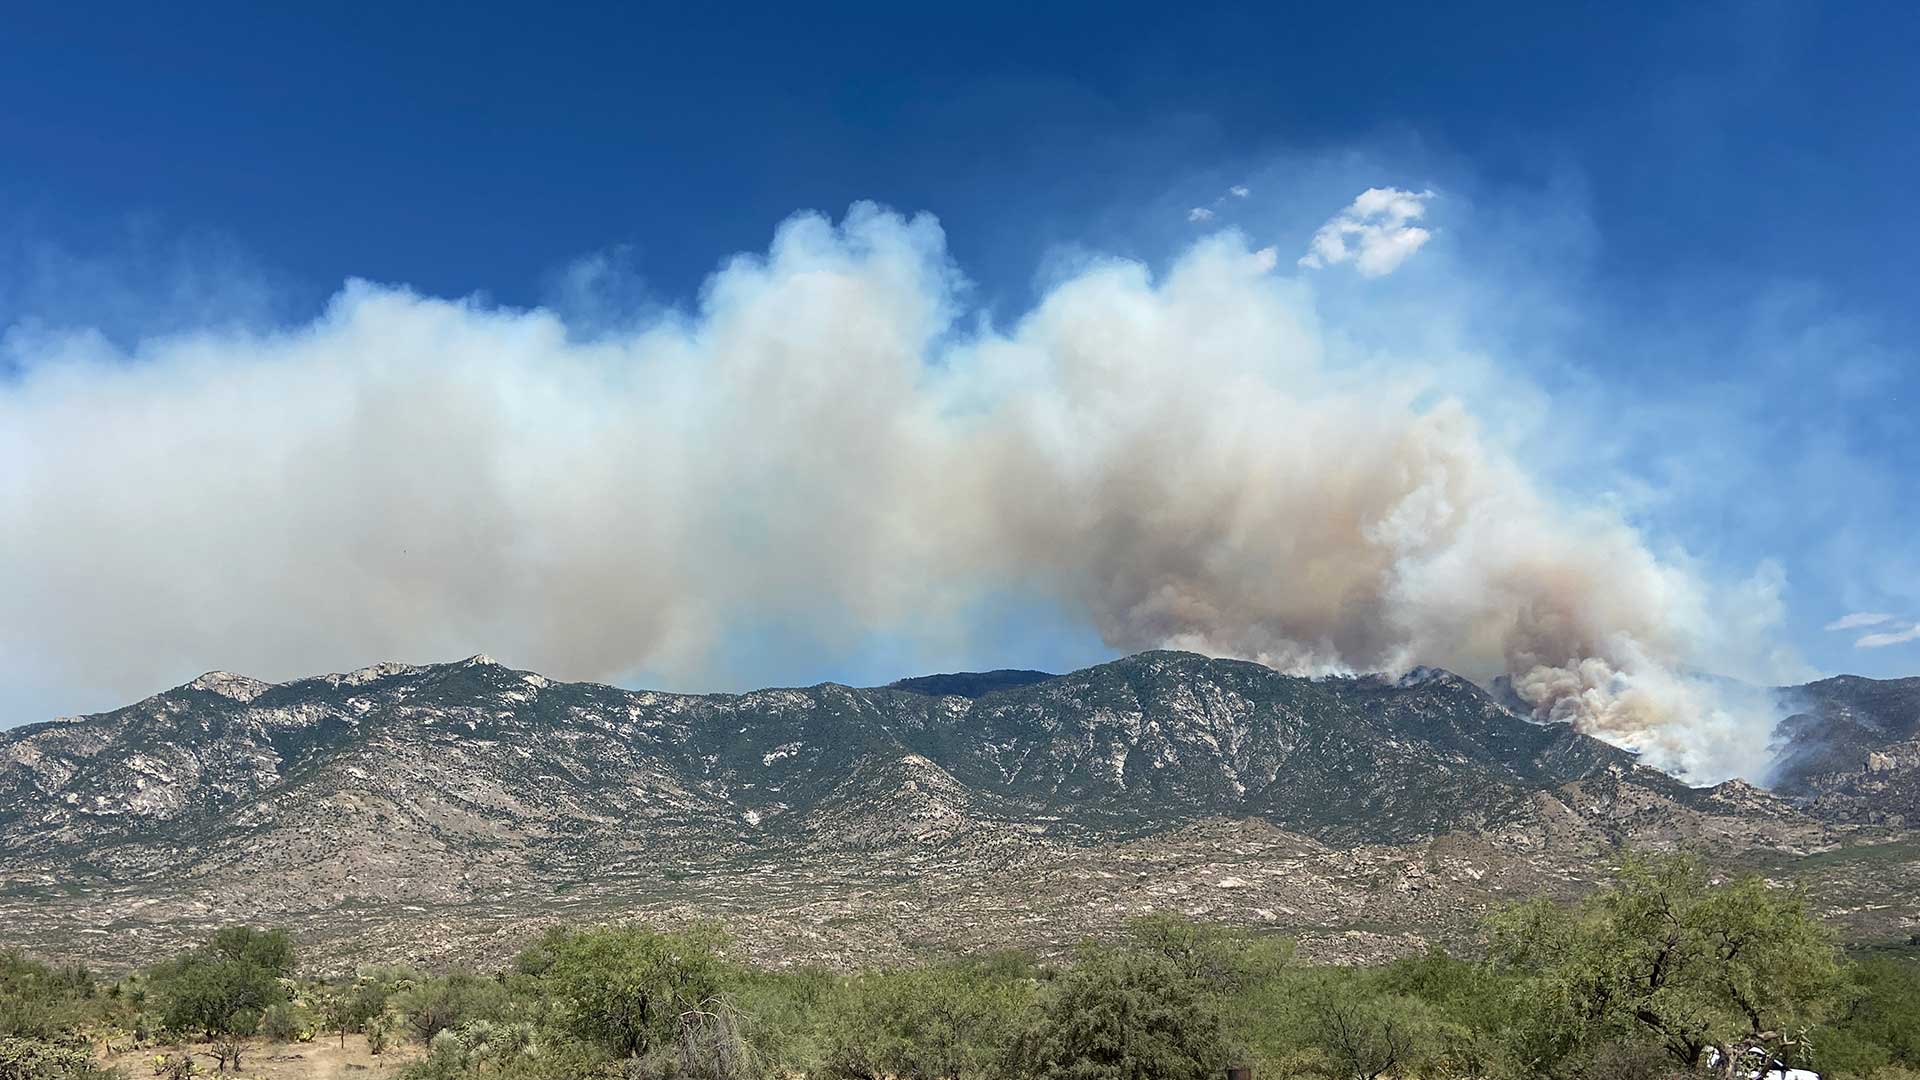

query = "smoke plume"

[0,203,1789,780]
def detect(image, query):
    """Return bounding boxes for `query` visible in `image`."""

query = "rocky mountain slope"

[1769,675,1920,825]
[1,652,1911,971]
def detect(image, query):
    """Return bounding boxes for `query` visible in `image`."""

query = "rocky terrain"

[1770,674,1920,825]
[1,651,1914,972]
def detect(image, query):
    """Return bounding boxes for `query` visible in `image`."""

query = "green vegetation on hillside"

[3,855,1917,1079]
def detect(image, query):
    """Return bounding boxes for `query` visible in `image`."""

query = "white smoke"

[0,202,1791,781]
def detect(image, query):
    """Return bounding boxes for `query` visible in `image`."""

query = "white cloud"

[1229,185,1250,198]
[1187,207,1215,223]
[1298,187,1436,277]
[1856,623,1920,648]
[1829,609,1918,646]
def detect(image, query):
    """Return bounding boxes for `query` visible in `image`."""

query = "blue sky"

[1,1,1916,724]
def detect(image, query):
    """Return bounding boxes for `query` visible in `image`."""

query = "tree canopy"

[147,927,296,1038]
[1488,854,1846,1075]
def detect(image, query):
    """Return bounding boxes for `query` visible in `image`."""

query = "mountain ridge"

[3,650,1914,971]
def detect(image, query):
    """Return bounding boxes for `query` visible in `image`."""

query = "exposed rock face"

[0,652,1910,971]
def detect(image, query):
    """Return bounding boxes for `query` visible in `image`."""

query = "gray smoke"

[0,204,1793,780]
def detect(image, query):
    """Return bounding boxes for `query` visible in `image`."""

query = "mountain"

[1769,675,1920,825]
[0,652,1909,971]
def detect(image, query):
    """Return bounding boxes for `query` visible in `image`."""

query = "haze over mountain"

[4,650,1913,970]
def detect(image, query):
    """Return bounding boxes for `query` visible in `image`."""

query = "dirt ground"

[103,1035,421,1079]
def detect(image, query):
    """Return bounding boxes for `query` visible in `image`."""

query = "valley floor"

[12,817,1918,974]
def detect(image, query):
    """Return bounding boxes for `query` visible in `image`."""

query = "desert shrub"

[0,1035,120,1080]
[817,960,1033,1080]
[317,970,407,1044]
[1569,1038,1688,1080]
[207,1033,248,1073]
[150,1051,196,1079]
[1304,980,1442,1080]
[1372,950,1525,1078]
[30,863,1906,1080]
[0,951,106,1041]
[350,975,400,1023]
[404,1020,539,1079]
[1004,944,1229,1080]
[391,973,513,1043]
[530,924,729,1060]
[725,967,834,1077]
[259,1000,308,1041]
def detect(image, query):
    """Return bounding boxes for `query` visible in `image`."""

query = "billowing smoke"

[0,203,1789,781]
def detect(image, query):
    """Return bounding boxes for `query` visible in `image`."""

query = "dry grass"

[103,1034,421,1079]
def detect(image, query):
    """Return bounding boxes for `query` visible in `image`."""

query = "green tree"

[1123,917,1295,1075]
[530,924,729,1061]
[1006,945,1229,1080]
[315,988,353,1047]
[724,966,836,1079]
[343,971,402,1039]
[145,927,296,1040]
[150,957,282,1039]
[1373,949,1524,1079]
[1488,853,1846,1075]
[204,928,295,978]
[1812,956,1920,1077]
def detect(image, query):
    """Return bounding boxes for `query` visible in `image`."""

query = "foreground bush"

[818,958,1033,1079]
[1006,944,1230,1080]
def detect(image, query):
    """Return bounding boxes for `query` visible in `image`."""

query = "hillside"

[1769,674,1920,825]
[2,651,1911,971]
